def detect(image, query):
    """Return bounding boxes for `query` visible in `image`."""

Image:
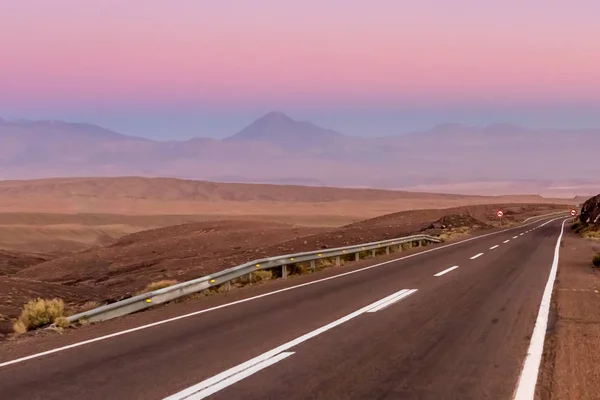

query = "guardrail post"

[355,252,360,261]
[282,265,288,279]
[371,249,376,258]
[386,246,390,255]
[335,256,341,266]
[310,260,316,272]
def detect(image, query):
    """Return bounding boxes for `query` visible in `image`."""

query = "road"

[0,217,567,400]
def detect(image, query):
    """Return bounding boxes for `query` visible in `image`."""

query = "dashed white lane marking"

[174,351,295,400]
[366,289,418,313]
[163,288,417,399]
[470,253,484,260]
[504,240,510,243]
[490,245,500,250]
[513,236,519,239]
[513,219,567,399]
[520,233,525,236]
[434,266,460,277]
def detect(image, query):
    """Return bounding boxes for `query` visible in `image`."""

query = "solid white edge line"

[490,245,500,250]
[0,216,567,369]
[513,219,567,400]
[470,253,484,260]
[433,265,459,277]
[178,352,295,400]
[366,289,418,313]
[164,288,416,399]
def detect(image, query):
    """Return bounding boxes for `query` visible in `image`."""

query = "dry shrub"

[136,279,178,295]
[13,298,65,334]
[79,301,101,312]
[439,227,473,242]
[252,270,273,282]
[593,254,600,268]
[583,230,600,240]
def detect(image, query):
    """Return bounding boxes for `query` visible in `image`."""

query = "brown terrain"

[0,175,570,340]
[0,176,576,252]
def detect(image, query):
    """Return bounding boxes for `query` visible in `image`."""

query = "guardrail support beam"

[386,246,390,255]
[355,253,360,262]
[335,256,341,266]
[282,265,288,279]
[310,260,316,272]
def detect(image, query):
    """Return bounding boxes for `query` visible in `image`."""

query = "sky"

[1,0,600,139]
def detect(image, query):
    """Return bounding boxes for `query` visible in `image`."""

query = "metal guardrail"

[522,210,570,223]
[66,234,441,324]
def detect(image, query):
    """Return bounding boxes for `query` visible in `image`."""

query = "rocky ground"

[537,228,600,400]
[0,202,568,340]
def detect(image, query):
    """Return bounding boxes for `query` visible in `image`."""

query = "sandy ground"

[537,230,600,400]
[0,177,575,339]
[0,177,577,253]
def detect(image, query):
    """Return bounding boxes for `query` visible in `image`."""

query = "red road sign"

[570,209,577,216]
[497,210,504,218]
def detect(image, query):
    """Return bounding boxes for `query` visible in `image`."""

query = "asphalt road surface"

[0,217,567,400]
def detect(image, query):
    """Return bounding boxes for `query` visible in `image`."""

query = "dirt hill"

[580,194,600,227]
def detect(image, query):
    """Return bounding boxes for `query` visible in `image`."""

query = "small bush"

[289,263,308,275]
[13,298,65,334]
[136,279,178,295]
[79,301,100,312]
[13,320,27,334]
[593,254,600,268]
[583,230,600,240]
[251,270,273,282]
[55,316,70,329]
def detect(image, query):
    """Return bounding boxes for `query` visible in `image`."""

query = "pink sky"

[2,0,600,107]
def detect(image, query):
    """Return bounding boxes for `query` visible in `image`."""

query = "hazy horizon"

[2,1,600,140]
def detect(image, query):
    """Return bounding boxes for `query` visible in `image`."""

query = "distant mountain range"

[1,112,598,196]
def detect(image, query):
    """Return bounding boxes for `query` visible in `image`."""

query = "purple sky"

[1,0,599,139]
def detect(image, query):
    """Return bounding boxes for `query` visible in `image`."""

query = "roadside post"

[570,208,577,224]
[497,209,504,226]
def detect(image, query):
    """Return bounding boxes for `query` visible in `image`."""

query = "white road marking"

[434,266,459,277]
[470,253,484,260]
[366,289,418,313]
[171,351,295,400]
[520,233,525,236]
[164,289,416,399]
[490,245,500,250]
[504,240,510,243]
[0,216,566,369]
[513,219,567,400]
[513,236,519,239]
